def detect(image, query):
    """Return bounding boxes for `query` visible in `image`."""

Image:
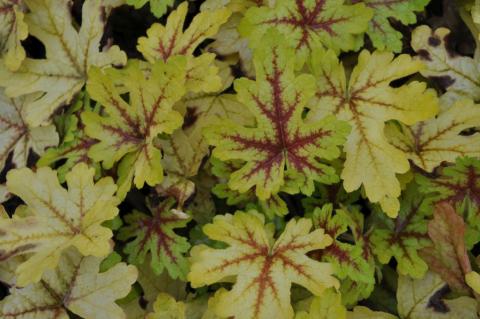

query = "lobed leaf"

[0,0,27,71]
[126,0,174,18]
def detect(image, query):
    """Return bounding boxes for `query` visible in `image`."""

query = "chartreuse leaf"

[356,0,429,52]
[239,0,372,61]
[411,25,480,101]
[0,247,137,319]
[37,92,99,183]
[417,156,480,209]
[310,204,375,303]
[294,289,397,319]
[83,58,186,200]
[307,47,438,217]
[118,198,191,280]
[126,0,174,18]
[397,271,478,319]
[371,183,431,278]
[0,90,58,201]
[387,98,480,172]
[0,0,126,126]
[137,2,231,93]
[466,271,480,294]
[206,30,350,201]
[188,211,339,319]
[145,292,219,319]
[0,163,118,286]
[0,0,27,71]
[420,202,473,294]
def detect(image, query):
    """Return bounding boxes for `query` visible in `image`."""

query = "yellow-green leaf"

[0,163,118,286]
[307,48,438,217]
[0,0,27,71]
[0,247,137,319]
[188,211,339,319]
[0,0,126,126]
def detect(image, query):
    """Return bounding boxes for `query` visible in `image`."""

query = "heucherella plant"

[2,1,480,318]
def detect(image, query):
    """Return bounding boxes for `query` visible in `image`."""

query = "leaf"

[0,0,127,126]
[466,271,480,294]
[417,156,480,209]
[411,25,480,101]
[347,307,398,319]
[206,30,350,201]
[188,211,339,319]
[386,98,480,172]
[355,0,429,52]
[145,292,218,319]
[371,183,431,278]
[309,205,375,293]
[83,58,186,200]
[0,247,137,319]
[239,0,372,61]
[0,0,27,70]
[307,48,438,217]
[420,202,472,294]
[137,2,231,93]
[37,92,99,183]
[0,163,118,286]
[118,198,191,280]
[397,271,479,319]
[126,0,174,18]
[0,89,59,199]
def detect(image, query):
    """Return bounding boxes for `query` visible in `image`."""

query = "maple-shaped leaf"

[370,183,431,278]
[127,0,174,18]
[309,205,375,294]
[37,92,99,183]
[0,90,58,201]
[307,48,438,217]
[386,98,480,172]
[353,0,429,52]
[397,271,478,319]
[239,0,372,61]
[411,25,480,101]
[0,163,118,286]
[145,292,218,319]
[0,0,126,127]
[420,202,473,294]
[137,2,231,93]
[188,211,339,319]
[118,198,191,280]
[0,0,27,71]
[206,31,350,201]
[83,58,186,200]
[417,156,480,210]
[0,247,137,319]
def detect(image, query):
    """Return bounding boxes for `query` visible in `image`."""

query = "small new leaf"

[307,48,438,217]
[0,247,137,319]
[0,163,118,286]
[118,198,191,280]
[206,31,350,200]
[83,58,186,200]
[188,211,339,319]
[387,98,480,172]
[239,0,372,61]
[0,0,127,126]
[127,0,174,18]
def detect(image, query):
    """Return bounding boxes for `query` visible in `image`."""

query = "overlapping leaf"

[118,198,191,280]
[387,98,480,172]
[0,0,27,71]
[0,90,58,201]
[239,0,372,61]
[411,25,480,102]
[0,247,137,319]
[83,58,186,200]
[188,211,339,319]
[206,31,350,201]
[137,1,231,93]
[0,163,118,286]
[354,0,429,52]
[371,183,431,278]
[397,271,479,319]
[307,48,438,217]
[0,0,127,126]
